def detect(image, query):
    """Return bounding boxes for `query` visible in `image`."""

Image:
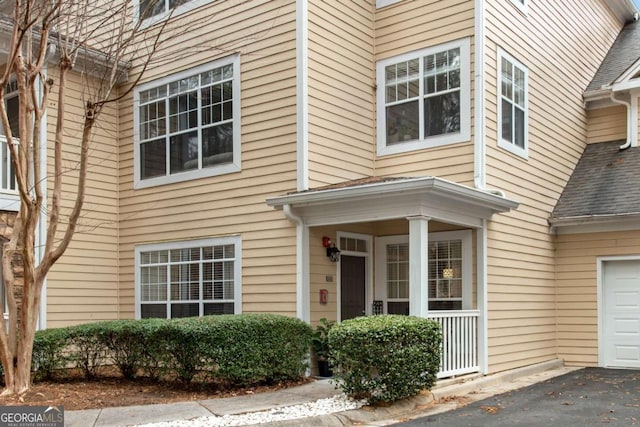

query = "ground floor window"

[135,236,242,319]
[375,230,471,314]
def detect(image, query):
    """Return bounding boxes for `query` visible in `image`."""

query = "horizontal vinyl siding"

[307,0,375,188]
[587,105,626,144]
[373,0,475,183]
[555,230,640,367]
[484,0,621,373]
[118,0,299,318]
[46,68,120,328]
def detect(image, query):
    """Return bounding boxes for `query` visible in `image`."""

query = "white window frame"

[509,0,528,14]
[135,0,214,29]
[375,230,472,314]
[376,0,402,8]
[376,38,471,157]
[134,236,242,319]
[133,55,241,189]
[0,81,20,210]
[497,49,528,159]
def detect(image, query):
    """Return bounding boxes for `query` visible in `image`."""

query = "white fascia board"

[610,79,640,93]
[266,177,519,213]
[550,212,640,234]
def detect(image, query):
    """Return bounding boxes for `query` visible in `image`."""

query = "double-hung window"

[135,236,242,319]
[498,50,528,158]
[376,230,472,314]
[377,38,470,156]
[137,0,213,27]
[0,81,18,194]
[509,0,527,14]
[134,56,240,188]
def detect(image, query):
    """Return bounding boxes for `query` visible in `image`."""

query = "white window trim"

[133,55,241,189]
[134,236,243,319]
[497,49,528,159]
[135,0,214,29]
[376,0,402,8]
[376,38,471,157]
[509,0,528,14]
[375,230,472,313]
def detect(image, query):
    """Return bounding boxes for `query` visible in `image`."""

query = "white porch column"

[296,222,310,322]
[477,219,488,374]
[284,205,310,322]
[408,216,430,317]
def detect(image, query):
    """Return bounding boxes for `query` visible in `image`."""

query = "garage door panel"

[603,260,640,369]
[613,318,640,334]
[614,291,639,309]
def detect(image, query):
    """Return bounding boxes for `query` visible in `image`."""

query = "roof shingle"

[586,20,640,93]
[551,141,640,220]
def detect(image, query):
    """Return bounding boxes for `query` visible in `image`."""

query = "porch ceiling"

[266,177,519,228]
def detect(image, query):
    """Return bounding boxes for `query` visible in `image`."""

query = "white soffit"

[267,177,519,228]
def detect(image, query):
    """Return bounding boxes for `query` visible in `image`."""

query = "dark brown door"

[340,255,366,320]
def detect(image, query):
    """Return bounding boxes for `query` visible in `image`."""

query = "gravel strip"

[136,395,365,427]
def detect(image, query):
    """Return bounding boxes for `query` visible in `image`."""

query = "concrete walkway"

[66,359,575,427]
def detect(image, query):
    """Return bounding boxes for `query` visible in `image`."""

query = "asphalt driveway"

[395,368,640,427]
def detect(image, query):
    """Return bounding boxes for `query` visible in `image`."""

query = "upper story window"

[135,236,242,319]
[376,38,470,157]
[0,80,18,194]
[498,50,528,158]
[376,0,402,8]
[134,55,241,189]
[137,0,212,27]
[509,0,527,13]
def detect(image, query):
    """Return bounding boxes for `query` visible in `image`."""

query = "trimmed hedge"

[328,315,442,404]
[29,314,312,387]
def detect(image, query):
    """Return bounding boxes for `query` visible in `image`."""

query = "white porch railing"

[428,310,479,378]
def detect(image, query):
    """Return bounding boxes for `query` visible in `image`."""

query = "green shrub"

[27,314,312,388]
[94,319,167,380]
[200,314,312,386]
[161,317,210,383]
[328,315,442,404]
[32,327,70,381]
[66,322,108,379]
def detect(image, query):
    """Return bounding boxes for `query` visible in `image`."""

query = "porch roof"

[550,141,640,233]
[266,177,519,228]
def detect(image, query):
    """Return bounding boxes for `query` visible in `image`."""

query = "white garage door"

[602,260,640,368]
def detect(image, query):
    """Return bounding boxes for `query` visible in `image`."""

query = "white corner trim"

[296,0,309,191]
[474,0,486,189]
[37,70,48,330]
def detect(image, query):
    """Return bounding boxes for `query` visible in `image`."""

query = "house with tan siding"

[0,0,638,378]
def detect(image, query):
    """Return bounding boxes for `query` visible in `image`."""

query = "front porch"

[267,177,518,378]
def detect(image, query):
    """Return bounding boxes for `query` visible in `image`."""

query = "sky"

[635,0,640,10]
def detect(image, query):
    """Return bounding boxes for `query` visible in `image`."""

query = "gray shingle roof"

[551,141,640,220]
[586,20,640,93]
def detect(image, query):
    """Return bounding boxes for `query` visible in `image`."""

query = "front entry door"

[340,255,366,320]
